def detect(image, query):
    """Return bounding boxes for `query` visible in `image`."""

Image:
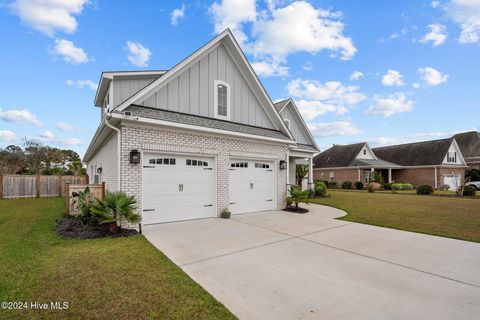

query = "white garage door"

[142,153,215,224]
[444,174,461,191]
[229,159,275,215]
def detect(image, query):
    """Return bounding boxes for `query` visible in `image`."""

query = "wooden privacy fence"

[0,175,88,199]
[66,183,105,215]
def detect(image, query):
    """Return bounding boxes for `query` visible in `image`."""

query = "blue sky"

[0,0,479,156]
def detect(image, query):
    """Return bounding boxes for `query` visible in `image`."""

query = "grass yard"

[310,190,480,243]
[0,197,235,320]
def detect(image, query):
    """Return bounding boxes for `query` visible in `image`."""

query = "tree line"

[0,139,85,175]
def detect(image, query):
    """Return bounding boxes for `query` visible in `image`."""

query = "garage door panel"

[229,159,275,215]
[142,153,215,224]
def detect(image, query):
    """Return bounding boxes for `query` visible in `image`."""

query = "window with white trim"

[214,80,230,120]
[447,152,457,163]
[329,171,335,181]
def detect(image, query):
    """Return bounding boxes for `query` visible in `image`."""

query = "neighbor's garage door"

[229,159,275,215]
[142,153,215,224]
[443,174,461,191]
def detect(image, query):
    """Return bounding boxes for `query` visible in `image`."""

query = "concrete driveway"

[143,205,480,320]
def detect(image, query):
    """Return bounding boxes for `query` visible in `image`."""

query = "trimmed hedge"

[327,181,337,189]
[463,186,477,196]
[314,181,327,197]
[417,185,434,195]
[354,181,364,190]
[341,181,353,189]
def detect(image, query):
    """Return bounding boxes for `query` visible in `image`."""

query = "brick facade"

[120,124,288,217]
[313,168,360,185]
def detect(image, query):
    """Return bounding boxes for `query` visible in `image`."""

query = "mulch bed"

[283,206,309,214]
[56,217,138,239]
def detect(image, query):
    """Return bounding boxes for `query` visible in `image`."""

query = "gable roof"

[372,138,454,166]
[313,143,366,168]
[452,131,480,159]
[113,29,293,140]
[120,105,290,140]
[274,98,320,152]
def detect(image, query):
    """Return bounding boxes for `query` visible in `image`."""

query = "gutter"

[434,165,438,189]
[105,113,121,191]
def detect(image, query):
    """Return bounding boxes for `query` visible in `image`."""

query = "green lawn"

[310,190,480,243]
[0,197,235,320]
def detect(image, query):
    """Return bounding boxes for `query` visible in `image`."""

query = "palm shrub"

[314,181,327,197]
[289,185,310,210]
[91,191,140,232]
[296,165,309,186]
[354,181,364,190]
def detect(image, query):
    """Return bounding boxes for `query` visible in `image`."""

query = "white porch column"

[286,152,290,192]
[308,157,314,189]
[388,168,392,183]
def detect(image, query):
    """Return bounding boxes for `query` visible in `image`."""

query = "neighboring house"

[83,29,319,225]
[313,138,467,190]
[452,131,480,170]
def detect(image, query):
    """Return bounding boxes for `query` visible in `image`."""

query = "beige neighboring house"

[83,29,319,225]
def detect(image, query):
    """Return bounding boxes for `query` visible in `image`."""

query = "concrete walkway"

[143,205,480,320]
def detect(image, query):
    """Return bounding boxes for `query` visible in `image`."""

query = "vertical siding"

[113,78,155,108]
[140,44,275,129]
[87,133,118,191]
[281,107,310,145]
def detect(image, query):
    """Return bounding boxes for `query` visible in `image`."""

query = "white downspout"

[434,166,437,189]
[105,113,121,191]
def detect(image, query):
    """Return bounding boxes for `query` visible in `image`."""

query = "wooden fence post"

[57,175,62,196]
[85,175,89,184]
[0,175,3,199]
[65,182,70,213]
[35,175,40,198]
[101,182,106,199]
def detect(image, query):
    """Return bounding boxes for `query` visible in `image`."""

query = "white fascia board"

[110,113,296,145]
[83,118,107,162]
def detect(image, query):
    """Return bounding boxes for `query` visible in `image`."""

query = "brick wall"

[392,167,465,188]
[313,168,360,186]
[437,167,465,188]
[120,124,288,217]
[87,133,118,191]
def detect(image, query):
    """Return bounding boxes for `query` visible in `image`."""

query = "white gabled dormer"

[356,143,377,160]
[442,139,467,165]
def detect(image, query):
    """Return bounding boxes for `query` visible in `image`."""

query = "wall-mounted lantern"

[96,167,103,174]
[279,160,287,170]
[130,149,141,164]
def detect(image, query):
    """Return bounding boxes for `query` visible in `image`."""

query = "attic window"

[363,149,367,155]
[447,152,457,163]
[214,80,230,120]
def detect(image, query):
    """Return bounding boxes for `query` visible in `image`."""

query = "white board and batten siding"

[112,77,157,109]
[138,44,276,130]
[229,159,275,215]
[279,106,310,145]
[141,153,216,224]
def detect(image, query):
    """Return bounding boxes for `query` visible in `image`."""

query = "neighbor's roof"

[353,158,402,168]
[452,131,480,159]
[313,143,366,168]
[372,138,454,166]
[120,105,291,140]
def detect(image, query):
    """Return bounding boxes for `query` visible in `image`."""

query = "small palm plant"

[91,191,140,232]
[289,185,310,210]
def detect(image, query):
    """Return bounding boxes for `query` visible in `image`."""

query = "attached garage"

[229,159,275,215]
[443,173,461,191]
[142,153,215,224]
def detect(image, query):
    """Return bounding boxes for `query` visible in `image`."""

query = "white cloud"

[287,79,366,120]
[431,1,440,8]
[0,130,16,142]
[302,61,313,71]
[209,0,356,77]
[418,67,449,85]
[420,23,447,46]
[381,69,404,87]
[251,59,289,77]
[446,0,480,43]
[39,130,55,139]
[10,0,89,36]
[52,39,89,64]
[66,80,97,91]
[126,41,152,67]
[171,3,186,26]
[412,82,421,89]
[308,121,362,137]
[210,0,257,46]
[0,108,42,126]
[251,1,356,61]
[366,92,414,117]
[349,71,364,81]
[63,138,83,146]
[55,122,81,132]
